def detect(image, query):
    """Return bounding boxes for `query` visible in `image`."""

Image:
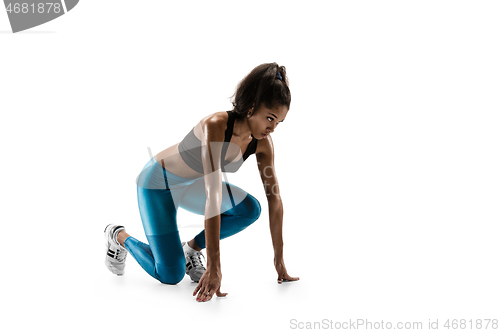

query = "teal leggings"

[125,157,261,284]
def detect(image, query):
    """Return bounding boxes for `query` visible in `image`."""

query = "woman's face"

[248,104,288,140]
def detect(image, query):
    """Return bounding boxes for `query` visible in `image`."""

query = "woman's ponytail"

[230,62,291,119]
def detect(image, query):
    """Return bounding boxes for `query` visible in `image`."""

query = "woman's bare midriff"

[154,140,247,180]
[154,143,205,179]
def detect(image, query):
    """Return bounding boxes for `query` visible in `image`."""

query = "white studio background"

[1,1,499,332]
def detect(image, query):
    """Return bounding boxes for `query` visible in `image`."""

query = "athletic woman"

[104,62,299,302]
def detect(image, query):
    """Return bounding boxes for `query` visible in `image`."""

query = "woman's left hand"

[274,257,299,284]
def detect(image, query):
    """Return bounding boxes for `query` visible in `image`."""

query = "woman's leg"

[122,186,186,284]
[179,178,262,250]
[120,157,260,283]
[121,158,192,285]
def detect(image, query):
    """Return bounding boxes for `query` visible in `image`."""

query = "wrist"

[207,262,221,272]
[273,245,283,259]
[207,255,221,271]
[274,254,284,264]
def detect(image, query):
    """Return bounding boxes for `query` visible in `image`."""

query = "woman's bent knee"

[244,195,261,221]
[156,263,185,285]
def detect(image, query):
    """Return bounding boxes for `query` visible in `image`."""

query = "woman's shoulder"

[200,111,229,127]
[193,111,230,140]
[255,134,273,157]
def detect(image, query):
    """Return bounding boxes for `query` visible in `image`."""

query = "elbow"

[267,194,282,206]
[268,197,283,215]
[205,193,222,208]
[205,193,222,219]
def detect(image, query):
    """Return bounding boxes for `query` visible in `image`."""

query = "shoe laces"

[114,246,127,263]
[111,227,127,262]
[188,251,205,269]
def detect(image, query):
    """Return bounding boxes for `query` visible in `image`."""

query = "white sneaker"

[104,224,128,276]
[182,242,206,283]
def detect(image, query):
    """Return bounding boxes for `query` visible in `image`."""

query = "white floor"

[3,216,498,333]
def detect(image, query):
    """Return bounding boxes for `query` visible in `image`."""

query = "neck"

[233,117,252,140]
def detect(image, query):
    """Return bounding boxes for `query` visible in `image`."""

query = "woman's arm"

[256,135,299,283]
[200,117,224,270]
[192,114,228,301]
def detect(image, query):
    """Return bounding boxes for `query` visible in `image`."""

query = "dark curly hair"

[230,63,291,119]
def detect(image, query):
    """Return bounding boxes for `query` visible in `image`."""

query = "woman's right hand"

[193,267,228,302]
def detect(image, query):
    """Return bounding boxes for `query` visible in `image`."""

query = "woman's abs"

[154,143,204,180]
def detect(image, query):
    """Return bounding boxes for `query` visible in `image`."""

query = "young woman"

[104,62,299,302]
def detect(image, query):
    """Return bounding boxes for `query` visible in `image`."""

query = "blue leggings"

[124,157,261,284]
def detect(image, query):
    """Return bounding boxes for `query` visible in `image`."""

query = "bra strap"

[224,111,235,142]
